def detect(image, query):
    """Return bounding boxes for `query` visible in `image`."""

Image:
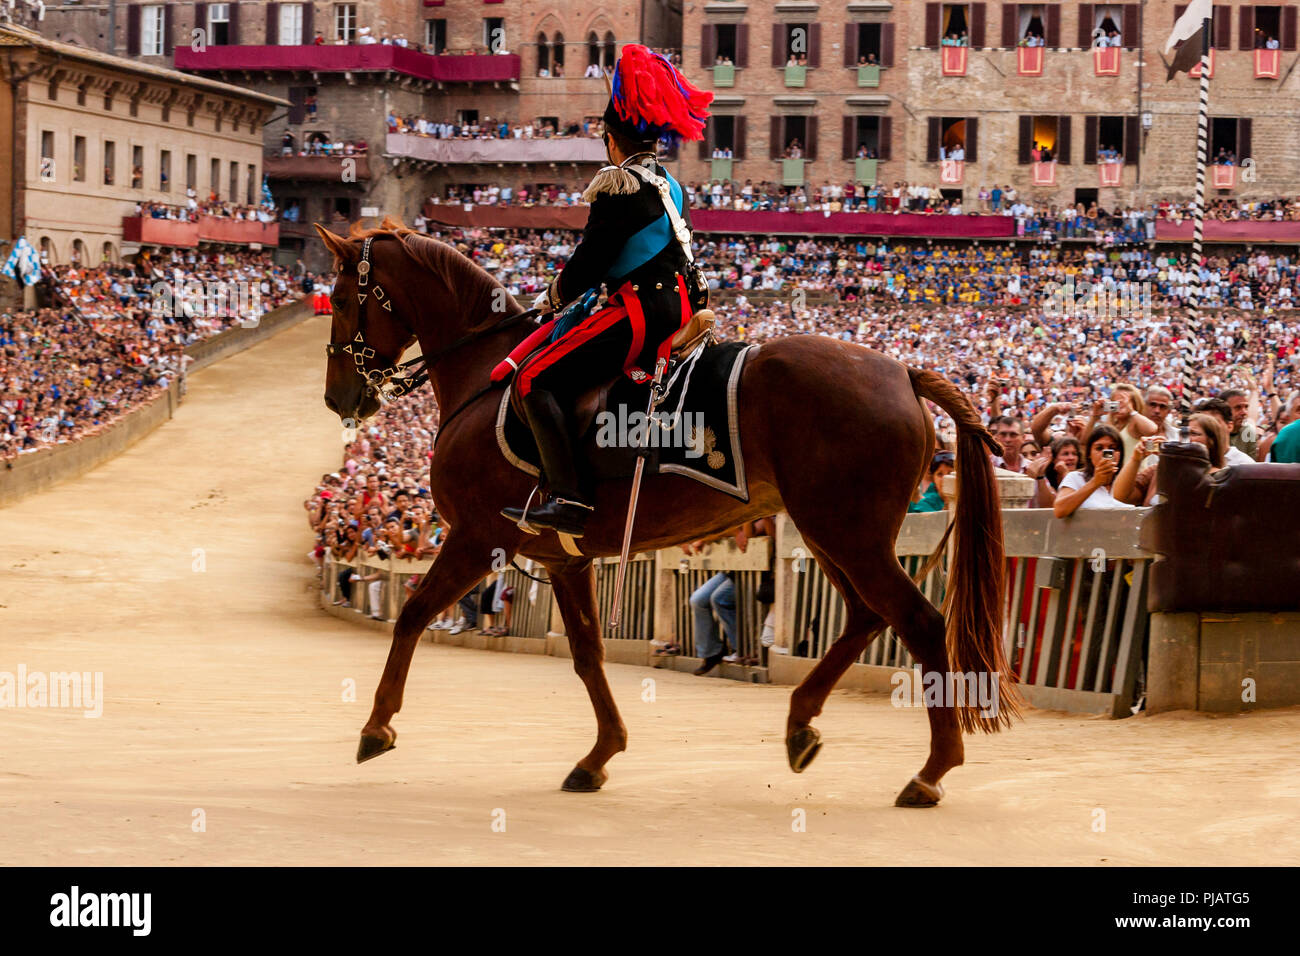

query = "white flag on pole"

[1164,0,1212,53]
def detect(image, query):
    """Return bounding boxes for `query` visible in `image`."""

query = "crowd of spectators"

[304,223,1299,535]
[430,170,1300,238]
[280,131,369,157]
[133,188,278,223]
[387,114,603,140]
[303,220,1300,642]
[1,254,312,458]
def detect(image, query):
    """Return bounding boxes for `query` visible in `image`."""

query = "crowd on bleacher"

[303,224,1300,603]
[1,254,311,458]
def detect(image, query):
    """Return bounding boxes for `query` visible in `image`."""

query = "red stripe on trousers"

[514,300,633,396]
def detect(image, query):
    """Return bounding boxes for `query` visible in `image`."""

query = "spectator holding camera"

[1054,425,1133,516]
[1084,384,1158,462]
[1114,413,1228,506]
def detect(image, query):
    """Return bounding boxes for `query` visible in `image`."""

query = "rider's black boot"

[501,390,593,536]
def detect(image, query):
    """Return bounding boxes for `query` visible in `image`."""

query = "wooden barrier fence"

[318,508,1153,717]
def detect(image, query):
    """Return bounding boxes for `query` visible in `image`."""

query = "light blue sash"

[604,172,684,281]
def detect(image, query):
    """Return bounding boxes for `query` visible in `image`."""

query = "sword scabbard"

[608,357,670,630]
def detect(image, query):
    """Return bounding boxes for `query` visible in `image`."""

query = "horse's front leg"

[357,532,503,763]
[547,562,627,792]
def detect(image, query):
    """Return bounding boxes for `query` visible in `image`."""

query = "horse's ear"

[314,223,358,266]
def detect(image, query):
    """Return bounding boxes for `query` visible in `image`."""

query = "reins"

[327,232,541,405]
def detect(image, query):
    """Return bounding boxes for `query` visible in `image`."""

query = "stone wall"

[0,297,310,507]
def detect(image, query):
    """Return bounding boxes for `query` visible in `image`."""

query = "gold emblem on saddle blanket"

[686,423,726,471]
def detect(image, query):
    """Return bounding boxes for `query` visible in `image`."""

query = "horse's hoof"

[561,766,608,792]
[356,730,396,764]
[894,775,944,807]
[786,726,823,773]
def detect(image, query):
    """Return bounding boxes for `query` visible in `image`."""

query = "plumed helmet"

[602,44,713,145]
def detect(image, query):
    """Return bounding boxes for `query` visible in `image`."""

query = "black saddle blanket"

[496,342,757,500]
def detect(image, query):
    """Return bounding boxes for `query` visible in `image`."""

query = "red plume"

[611,45,713,142]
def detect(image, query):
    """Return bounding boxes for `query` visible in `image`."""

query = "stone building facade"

[36,1,682,268]
[0,22,280,266]
[672,0,1300,208]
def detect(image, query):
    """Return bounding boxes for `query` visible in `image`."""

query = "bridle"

[324,234,538,404]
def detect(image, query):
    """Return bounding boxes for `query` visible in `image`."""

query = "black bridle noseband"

[325,234,539,405]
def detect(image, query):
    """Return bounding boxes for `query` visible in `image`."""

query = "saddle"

[507,308,716,432]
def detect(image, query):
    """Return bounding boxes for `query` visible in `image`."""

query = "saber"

[608,357,668,630]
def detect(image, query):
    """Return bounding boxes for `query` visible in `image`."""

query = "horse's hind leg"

[785,526,962,806]
[357,532,506,763]
[852,551,963,806]
[547,561,627,792]
[785,546,886,773]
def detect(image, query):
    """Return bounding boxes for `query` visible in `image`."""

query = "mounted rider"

[496,44,713,538]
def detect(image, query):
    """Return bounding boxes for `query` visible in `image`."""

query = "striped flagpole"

[1179,18,1213,441]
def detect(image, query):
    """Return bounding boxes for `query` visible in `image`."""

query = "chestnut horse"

[316,221,1018,806]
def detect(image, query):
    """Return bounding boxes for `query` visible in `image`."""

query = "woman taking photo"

[1113,413,1229,506]
[1054,425,1134,516]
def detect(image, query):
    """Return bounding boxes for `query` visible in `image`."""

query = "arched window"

[39,237,57,265]
[102,241,116,264]
[71,239,86,265]
[552,32,565,74]
[603,32,616,70]
[536,32,550,75]
[587,32,600,67]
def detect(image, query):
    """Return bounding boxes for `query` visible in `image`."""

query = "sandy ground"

[2,313,1298,866]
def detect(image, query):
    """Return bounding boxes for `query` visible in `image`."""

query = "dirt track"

[2,314,1298,866]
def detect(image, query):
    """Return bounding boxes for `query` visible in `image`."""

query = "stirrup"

[513,486,542,535]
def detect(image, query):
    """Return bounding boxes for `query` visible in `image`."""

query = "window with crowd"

[841,115,893,159]
[1083,115,1140,164]
[925,117,978,161]
[425,18,447,53]
[1016,116,1071,163]
[923,3,986,47]
[771,22,820,66]
[1001,4,1060,46]
[842,22,895,66]
[699,22,749,66]
[1076,4,1140,49]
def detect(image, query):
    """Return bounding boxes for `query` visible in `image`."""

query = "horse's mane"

[346,217,524,329]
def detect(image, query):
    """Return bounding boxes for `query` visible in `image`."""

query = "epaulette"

[582,165,642,203]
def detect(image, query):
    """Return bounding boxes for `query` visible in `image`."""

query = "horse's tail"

[908,367,1021,732]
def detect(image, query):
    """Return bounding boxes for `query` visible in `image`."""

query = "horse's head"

[314,223,420,423]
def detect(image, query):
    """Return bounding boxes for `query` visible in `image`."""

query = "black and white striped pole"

[1179,17,1213,442]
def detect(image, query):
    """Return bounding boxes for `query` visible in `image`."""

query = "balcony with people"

[173,8,520,83]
